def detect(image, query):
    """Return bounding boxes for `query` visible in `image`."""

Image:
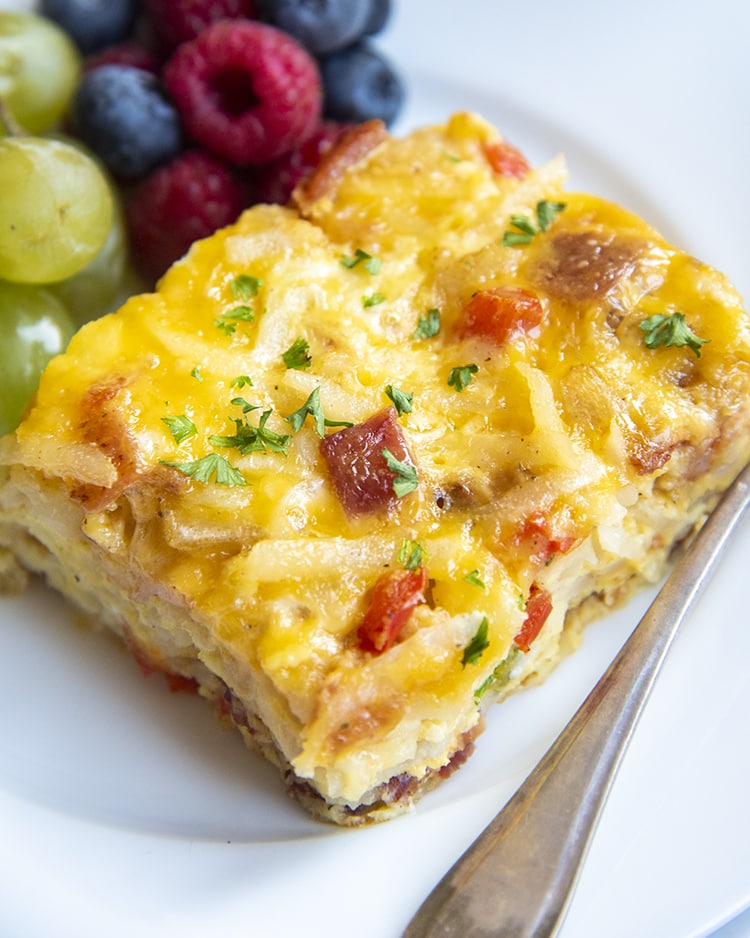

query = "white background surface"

[1,1,749,936]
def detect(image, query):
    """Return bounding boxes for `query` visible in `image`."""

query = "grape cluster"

[0,1,403,436]
[0,11,121,435]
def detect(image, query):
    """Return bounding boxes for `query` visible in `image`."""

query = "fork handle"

[404,462,750,938]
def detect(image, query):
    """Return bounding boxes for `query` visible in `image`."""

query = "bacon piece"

[458,286,543,345]
[292,118,387,213]
[481,139,530,179]
[437,719,485,779]
[320,407,415,516]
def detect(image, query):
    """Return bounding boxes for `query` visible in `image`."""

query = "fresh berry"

[319,41,403,126]
[72,65,183,180]
[163,20,321,167]
[126,150,247,284]
[253,120,347,204]
[363,0,391,35]
[143,0,258,53]
[84,42,161,75]
[255,0,374,54]
[39,0,139,55]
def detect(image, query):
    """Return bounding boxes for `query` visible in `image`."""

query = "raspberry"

[253,120,347,204]
[126,150,247,284]
[163,20,321,167]
[144,0,258,53]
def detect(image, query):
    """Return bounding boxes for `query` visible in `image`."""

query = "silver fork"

[404,460,750,938]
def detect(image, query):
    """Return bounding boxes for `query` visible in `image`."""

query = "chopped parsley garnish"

[462,616,490,667]
[474,646,521,700]
[229,396,259,413]
[464,569,485,590]
[161,414,197,444]
[285,386,353,438]
[160,452,247,487]
[382,447,418,497]
[536,199,566,231]
[502,199,566,246]
[443,150,462,163]
[191,366,203,382]
[231,274,263,300]
[211,405,291,455]
[282,337,312,370]
[385,385,413,415]
[231,375,253,389]
[399,539,424,570]
[448,363,479,392]
[639,311,709,358]
[413,308,441,340]
[363,292,386,308]
[215,304,255,335]
[340,248,381,274]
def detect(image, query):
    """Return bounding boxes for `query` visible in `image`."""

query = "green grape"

[0,12,81,135]
[50,193,129,325]
[41,131,129,321]
[0,279,75,436]
[0,135,113,284]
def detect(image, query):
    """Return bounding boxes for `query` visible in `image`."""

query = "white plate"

[2,1,749,936]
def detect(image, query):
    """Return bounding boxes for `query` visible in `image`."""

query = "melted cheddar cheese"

[3,113,750,818]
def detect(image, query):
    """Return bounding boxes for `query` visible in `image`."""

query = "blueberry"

[363,0,391,35]
[72,66,183,180]
[39,0,138,55]
[255,0,375,54]
[319,42,404,126]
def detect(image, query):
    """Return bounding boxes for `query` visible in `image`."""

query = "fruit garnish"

[255,0,375,54]
[144,0,259,53]
[39,0,138,55]
[319,40,404,125]
[163,19,321,166]
[50,189,129,325]
[0,134,113,284]
[0,280,75,436]
[71,65,183,179]
[254,120,348,204]
[0,11,81,134]
[126,149,247,284]
[363,0,392,36]
[84,41,161,75]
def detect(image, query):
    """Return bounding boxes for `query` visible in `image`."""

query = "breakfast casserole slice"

[1,112,749,824]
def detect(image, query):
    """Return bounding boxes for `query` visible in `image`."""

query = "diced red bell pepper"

[516,511,577,565]
[458,286,543,346]
[482,139,531,179]
[357,566,428,654]
[514,584,553,653]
